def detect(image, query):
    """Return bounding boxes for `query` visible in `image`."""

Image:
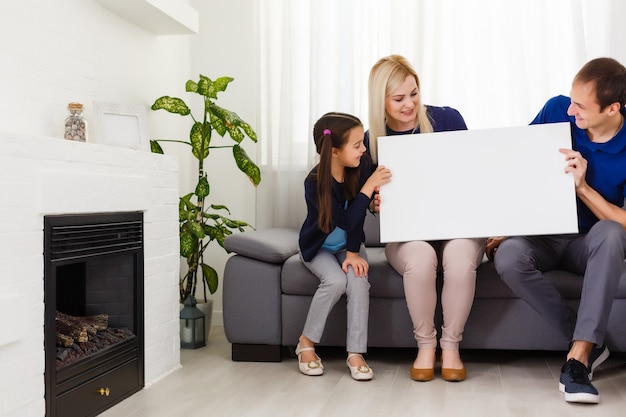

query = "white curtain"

[254,0,617,229]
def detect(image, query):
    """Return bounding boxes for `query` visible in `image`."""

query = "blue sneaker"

[559,358,599,403]
[587,344,609,380]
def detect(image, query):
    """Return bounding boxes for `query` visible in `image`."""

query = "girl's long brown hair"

[311,112,365,233]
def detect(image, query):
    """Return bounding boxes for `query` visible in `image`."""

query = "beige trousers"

[385,238,486,350]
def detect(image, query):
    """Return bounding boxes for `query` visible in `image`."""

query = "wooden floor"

[101,326,626,417]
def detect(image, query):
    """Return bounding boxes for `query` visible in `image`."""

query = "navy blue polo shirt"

[531,95,626,233]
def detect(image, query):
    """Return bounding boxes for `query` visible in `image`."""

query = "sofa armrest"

[224,228,300,264]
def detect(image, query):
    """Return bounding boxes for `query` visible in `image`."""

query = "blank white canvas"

[376,122,578,242]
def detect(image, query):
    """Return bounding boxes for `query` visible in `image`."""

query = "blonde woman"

[366,55,486,382]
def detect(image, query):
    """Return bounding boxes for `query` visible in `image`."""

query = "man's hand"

[486,236,505,261]
[560,148,588,189]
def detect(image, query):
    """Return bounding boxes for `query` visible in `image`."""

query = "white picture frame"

[92,101,150,151]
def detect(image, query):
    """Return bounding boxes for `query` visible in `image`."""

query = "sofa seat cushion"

[476,259,626,299]
[281,248,405,298]
[281,254,319,295]
[280,245,626,301]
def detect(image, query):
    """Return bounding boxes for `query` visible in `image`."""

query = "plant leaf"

[233,145,261,186]
[185,79,198,93]
[150,140,164,154]
[207,102,258,144]
[195,176,210,199]
[222,217,251,229]
[207,204,231,213]
[201,263,218,294]
[208,110,227,137]
[188,221,205,239]
[207,104,240,143]
[180,230,197,257]
[197,75,233,99]
[203,224,225,241]
[190,122,210,160]
[179,194,197,216]
[212,76,233,92]
[196,76,214,99]
[151,96,191,116]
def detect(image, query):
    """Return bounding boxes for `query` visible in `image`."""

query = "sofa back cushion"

[364,211,383,247]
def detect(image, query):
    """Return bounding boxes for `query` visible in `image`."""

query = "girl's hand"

[370,165,392,187]
[342,251,369,277]
[362,166,391,197]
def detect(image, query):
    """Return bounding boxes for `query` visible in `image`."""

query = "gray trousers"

[300,245,370,353]
[494,220,626,347]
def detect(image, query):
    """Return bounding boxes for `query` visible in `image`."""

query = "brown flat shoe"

[441,366,466,382]
[410,366,434,382]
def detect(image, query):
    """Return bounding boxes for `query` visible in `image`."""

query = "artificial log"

[56,316,88,343]
[55,311,109,346]
[57,311,109,334]
[80,313,109,331]
[56,333,75,348]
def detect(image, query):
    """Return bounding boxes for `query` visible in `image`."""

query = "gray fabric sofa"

[223,212,626,361]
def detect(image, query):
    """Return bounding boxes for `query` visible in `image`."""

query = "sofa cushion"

[476,259,626,299]
[475,261,517,298]
[281,248,405,298]
[225,228,299,264]
[281,254,319,295]
[363,211,384,247]
[364,247,405,297]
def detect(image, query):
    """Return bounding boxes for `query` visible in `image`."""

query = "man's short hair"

[574,57,626,111]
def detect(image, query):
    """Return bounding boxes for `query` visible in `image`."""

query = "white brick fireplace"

[0,131,181,416]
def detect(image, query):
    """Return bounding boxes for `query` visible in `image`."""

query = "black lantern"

[180,295,206,349]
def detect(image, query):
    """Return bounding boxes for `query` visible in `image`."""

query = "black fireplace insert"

[44,212,145,417]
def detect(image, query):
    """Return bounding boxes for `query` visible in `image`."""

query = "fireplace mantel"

[0,131,181,416]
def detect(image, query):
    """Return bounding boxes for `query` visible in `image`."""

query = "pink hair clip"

[323,129,331,136]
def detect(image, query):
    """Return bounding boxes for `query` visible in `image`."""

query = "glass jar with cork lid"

[64,102,87,142]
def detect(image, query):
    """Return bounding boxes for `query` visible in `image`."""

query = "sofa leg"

[231,343,282,362]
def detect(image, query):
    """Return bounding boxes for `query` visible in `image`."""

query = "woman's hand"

[486,236,505,261]
[342,251,369,277]
[369,189,381,213]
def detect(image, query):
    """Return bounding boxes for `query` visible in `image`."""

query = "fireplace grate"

[49,220,143,261]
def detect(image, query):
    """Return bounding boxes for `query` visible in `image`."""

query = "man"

[493,57,626,404]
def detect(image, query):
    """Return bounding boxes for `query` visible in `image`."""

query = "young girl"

[297,112,391,380]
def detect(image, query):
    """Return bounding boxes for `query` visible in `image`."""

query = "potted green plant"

[150,74,261,308]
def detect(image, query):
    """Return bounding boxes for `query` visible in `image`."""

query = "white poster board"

[376,122,578,242]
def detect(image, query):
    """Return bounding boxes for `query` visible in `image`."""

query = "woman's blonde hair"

[367,54,433,163]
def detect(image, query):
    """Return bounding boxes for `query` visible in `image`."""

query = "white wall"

[0,0,192,140]
[0,2,187,414]
[0,0,260,328]
[3,0,626,333]
[181,0,258,322]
